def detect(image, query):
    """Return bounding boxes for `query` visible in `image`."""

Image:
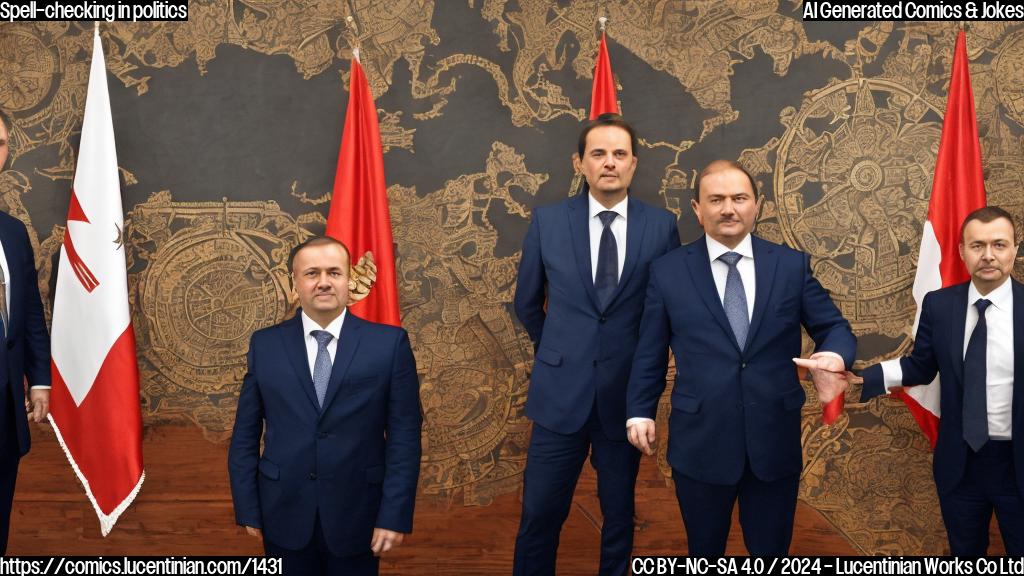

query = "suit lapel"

[0,220,19,340]
[1012,281,1023,432]
[951,282,969,387]
[320,312,362,414]
[604,197,646,311]
[685,237,738,352]
[280,312,319,410]
[568,193,600,311]
[744,236,778,352]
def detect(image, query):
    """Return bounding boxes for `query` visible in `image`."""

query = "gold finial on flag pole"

[345,15,361,62]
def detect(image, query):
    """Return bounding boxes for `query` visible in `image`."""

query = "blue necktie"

[595,211,619,307]
[719,252,749,349]
[312,330,334,408]
[963,298,992,452]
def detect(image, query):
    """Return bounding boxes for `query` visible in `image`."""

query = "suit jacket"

[861,279,1024,497]
[0,211,50,457]
[514,192,680,440]
[627,235,856,485]
[228,311,422,556]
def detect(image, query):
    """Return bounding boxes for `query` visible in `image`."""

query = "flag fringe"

[46,414,145,536]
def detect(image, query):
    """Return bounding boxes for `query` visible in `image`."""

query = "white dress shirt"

[301,309,346,378]
[881,278,1014,439]
[588,194,627,282]
[705,234,755,321]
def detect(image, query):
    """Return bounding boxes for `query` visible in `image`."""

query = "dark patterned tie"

[963,298,992,452]
[719,252,748,349]
[311,330,333,408]
[594,210,619,307]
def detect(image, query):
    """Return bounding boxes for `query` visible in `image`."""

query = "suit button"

[599,316,607,324]
[317,432,328,439]
[593,360,598,367]
[309,473,318,480]
[741,362,747,369]
[5,340,12,350]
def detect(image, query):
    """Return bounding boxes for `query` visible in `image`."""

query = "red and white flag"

[49,25,144,535]
[326,49,401,326]
[590,23,618,118]
[886,29,986,448]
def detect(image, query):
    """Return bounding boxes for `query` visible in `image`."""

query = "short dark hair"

[577,113,638,159]
[695,159,758,201]
[960,205,1016,243]
[288,236,351,272]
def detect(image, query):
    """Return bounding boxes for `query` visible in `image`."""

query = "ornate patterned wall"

[3,3,1024,555]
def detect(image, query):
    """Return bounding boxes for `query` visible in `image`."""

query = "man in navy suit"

[513,114,680,575]
[626,160,855,556]
[229,236,421,575]
[0,111,50,556]
[857,206,1024,555]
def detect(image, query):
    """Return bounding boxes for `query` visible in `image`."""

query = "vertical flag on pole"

[48,24,144,535]
[590,17,618,119]
[884,29,986,447]
[325,49,401,327]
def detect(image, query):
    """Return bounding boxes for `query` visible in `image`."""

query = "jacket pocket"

[365,465,385,484]
[674,395,702,414]
[258,458,280,480]
[535,346,562,367]
[782,387,806,410]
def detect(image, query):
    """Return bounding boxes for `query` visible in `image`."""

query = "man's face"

[959,217,1018,292]
[292,243,350,319]
[0,120,8,171]
[573,125,637,197]
[691,167,762,248]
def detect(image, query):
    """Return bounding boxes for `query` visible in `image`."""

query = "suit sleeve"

[665,215,681,253]
[228,341,264,529]
[860,292,940,402]
[799,253,856,369]
[20,224,49,388]
[627,264,671,420]
[376,330,422,533]
[513,212,546,346]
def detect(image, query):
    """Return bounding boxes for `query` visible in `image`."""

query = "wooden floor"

[7,421,999,571]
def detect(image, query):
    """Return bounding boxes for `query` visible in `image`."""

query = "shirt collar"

[968,277,1013,312]
[705,234,754,263]
[588,193,628,222]
[301,308,347,341]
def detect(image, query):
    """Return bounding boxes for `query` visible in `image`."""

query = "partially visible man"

[856,206,1024,555]
[627,159,855,556]
[0,110,50,555]
[514,113,680,575]
[229,236,421,575]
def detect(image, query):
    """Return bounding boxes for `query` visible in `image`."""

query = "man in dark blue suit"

[627,160,855,556]
[857,206,1024,555]
[229,236,421,575]
[0,110,51,555]
[513,114,680,575]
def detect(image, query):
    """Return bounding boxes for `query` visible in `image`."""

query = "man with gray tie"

[856,206,1024,555]
[229,236,421,575]
[627,159,855,555]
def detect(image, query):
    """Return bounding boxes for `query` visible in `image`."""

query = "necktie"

[719,252,748,349]
[0,265,8,337]
[312,330,333,408]
[595,210,619,307]
[963,298,992,452]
